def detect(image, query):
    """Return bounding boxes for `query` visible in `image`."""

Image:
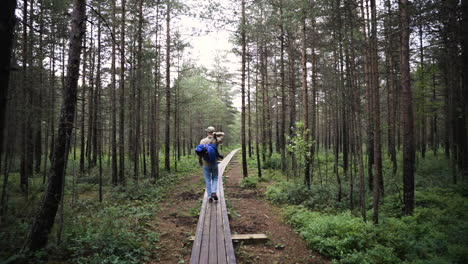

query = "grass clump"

[239,176,260,189]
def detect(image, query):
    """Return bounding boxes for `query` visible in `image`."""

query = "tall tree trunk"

[0,0,17,170]
[400,0,415,215]
[301,15,311,189]
[287,32,297,178]
[255,49,262,178]
[241,0,248,178]
[111,0,118,185]
[20,0,31,195]
[134,0,144,181]
[79,35,87,174]
[26,0,86,250]
[459,0,468,178]
[280,0,287,173]
[418,20,426,159]
[119,0,126,185]
[370,0,382,224]
[247,51,253,158]
[384,0,397,174]
[165,0,171,172]
[151,0,161,181]
[35,1,45,174]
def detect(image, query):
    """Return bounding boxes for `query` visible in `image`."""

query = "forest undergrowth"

[245,151,468,264]
[0,154,202,264]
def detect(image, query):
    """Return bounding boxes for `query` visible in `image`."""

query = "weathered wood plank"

[199,199,212,263]
[209,203,218,263]
[231,234,268,244]
[220,179,236,264]
[216,157,228,264]
[219,150,238,264]
[190,191,208,263]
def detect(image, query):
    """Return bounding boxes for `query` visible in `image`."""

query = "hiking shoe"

[209,197,213,203]
[212,193,218,201]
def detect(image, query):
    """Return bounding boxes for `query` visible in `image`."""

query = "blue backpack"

[195,144,218,164]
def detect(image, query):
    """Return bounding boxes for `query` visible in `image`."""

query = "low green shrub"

[265,181,344,212]
[262,153,282,170]
[281,186,468,264]
[240,176,259,189]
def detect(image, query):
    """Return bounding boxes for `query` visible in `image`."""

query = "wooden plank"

[216,162,228,264]
[199,201,212,263]
[209,202,218,263]
[218,150,238,264]
[231,234,268,244]
[220,183,236,264]
[190,191,208,263]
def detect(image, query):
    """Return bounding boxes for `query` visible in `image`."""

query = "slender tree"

[301,12,311,189]
[111,0,118,185]
[165,0,171,172]
[400,0,415,215]
[26,0,86,250]
[119,0,126,185]
[241,0,248,178]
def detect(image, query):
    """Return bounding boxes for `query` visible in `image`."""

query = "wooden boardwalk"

[190,149,238,264]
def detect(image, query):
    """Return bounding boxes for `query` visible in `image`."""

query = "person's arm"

[215,145,224,160]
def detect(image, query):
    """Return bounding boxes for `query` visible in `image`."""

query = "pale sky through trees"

[178,0,242,109]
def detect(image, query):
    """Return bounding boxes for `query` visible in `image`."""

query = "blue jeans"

[203,163,219,197]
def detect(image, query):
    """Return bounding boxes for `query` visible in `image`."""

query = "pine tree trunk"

[134,0,144,181]
[111,0,118,185]
[119,0,126,185]
[26,0,86,250]
[241,0,248,178]
[165,0,171,172]
[0,0,16,171]
[301,15,311,189]
[400,0,415,215]
[459,0,468,178]
[280,0,287,173]
[370,0,382,224]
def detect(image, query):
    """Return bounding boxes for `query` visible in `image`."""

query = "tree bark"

[119,0,126,185]
[301,14,311,189]
[111,0,118,185]
[26,0,86,250]
[370,0,382,224]
[165,0,171,172]
[241,0,248,178]
[400,0,415,215]
[280,0,287,173]
[0,0,17,171]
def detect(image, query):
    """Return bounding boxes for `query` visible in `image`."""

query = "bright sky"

[177,0,242,109]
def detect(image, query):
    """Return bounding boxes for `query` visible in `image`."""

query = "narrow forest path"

[225,157,328,264]
[149,153,328,264]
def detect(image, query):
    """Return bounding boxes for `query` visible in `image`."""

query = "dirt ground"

[150,153,328,264]
[225,157,328,264]
[149,171,204,264]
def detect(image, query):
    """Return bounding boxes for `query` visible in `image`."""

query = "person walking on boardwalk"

[196,126,224,203]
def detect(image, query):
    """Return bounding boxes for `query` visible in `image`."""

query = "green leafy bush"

[262,153,282,170]
[280,186,468,264]
[265,181,344,212]
[240,176,259,189]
